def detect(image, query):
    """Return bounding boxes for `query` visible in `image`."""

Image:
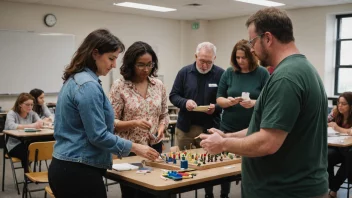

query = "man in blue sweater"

[169,42,225,198]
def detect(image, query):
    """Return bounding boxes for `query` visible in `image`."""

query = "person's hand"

[131,143,159,161]
[135,119,152,130]
[186,100,197,111]
[328,122,337,130]
[207,128,227,138]
[43,117,52,123]
[228,97,242,106]
[152,127,165,143]
[206,103,215,115]
[199,132,224,154]
[239,99,255,108]
[33,120,44,129]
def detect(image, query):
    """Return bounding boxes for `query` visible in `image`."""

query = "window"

[335,15,352,95]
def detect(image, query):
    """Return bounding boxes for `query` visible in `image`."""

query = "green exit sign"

[192,22,199,30]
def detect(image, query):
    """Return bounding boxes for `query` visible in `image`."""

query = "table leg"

[347,151,350,198]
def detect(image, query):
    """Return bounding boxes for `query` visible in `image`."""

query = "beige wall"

[0,1,183,109]
[208,3,352,96]
[0,1,352,110]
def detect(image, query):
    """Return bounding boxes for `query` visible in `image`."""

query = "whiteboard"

[0,30,75,95]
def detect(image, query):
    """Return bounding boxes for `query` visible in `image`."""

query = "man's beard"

[196,64,213,74]
[257,42,270,67]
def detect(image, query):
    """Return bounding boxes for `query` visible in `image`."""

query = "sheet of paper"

[192,105,209,112]
[112,163,139,171]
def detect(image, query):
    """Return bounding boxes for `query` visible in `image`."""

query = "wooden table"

[2,129,54,172]
[105,155,241,198]
[328,134,352,198]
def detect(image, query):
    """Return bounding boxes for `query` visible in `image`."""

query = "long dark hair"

[231,39,258,72]
[333,92,352,128]
[29,88,44,116]
[12,93,34,114]
[120,41,158,81]
[63,29,125,82]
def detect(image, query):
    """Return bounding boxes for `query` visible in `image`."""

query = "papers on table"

[327,127,349,137]
[328,127,339,137]
[24,128,41,132]
[112,163,139,171]
[192,106,209,112]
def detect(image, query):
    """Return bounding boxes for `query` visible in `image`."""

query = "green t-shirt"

[217,66,269,132]
[242,54,328,198]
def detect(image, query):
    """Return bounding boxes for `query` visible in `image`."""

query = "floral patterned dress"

[109,77,169,145]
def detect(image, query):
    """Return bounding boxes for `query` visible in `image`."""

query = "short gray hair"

[195,42,217,57]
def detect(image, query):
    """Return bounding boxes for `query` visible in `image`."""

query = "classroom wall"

[1,1,351,110]
[208,3,352,96]
[0,1,183,110]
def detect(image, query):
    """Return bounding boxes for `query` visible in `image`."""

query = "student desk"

[328,135,352,198]
[105,155,241,198]
[2,129,54,172]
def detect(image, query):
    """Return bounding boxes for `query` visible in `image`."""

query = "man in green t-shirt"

[200,7,328,198]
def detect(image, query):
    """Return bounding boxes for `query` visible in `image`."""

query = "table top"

[3,129,54,137]
[328,135,352,147]
[169,120,177,125]
[107,154,241,191]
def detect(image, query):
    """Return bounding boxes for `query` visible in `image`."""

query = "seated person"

[29,88,53,123]
[4,93,43,172]
[327,92,352,198]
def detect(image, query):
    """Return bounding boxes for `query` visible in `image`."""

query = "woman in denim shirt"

[48,29,159,198]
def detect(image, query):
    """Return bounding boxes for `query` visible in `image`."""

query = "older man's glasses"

[135,62,155,69]
[248,33,264,48]
[199,60,213,66]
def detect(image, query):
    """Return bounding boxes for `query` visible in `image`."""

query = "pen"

[160,175,168,181]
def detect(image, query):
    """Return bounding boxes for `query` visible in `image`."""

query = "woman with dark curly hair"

[327,92,352,198]
[109,41,169,198]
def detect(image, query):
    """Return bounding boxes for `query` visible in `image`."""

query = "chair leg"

[44,191,47,198]
[45,160,49,169]
[105,177,109,192]
[2,150,5,192]
[195,189,197,198]
[9,158,21,195]
[22,177,26,198]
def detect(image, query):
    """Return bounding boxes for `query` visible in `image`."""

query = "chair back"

[28,141,55,163]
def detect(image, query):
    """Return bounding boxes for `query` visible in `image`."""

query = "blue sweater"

[169,62,224,132]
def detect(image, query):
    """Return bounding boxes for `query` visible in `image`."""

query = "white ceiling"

[3,0,352,20]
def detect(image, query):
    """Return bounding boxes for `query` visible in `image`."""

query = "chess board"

[145,148,241,170]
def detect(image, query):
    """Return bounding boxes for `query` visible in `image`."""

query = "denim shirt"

[169,62,224,132]
[53,68,132,169]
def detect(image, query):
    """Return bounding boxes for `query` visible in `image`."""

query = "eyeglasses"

[248,33,265,48]
[23,103,34,107]
[198,60,213,66]
[135,62,155,69]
